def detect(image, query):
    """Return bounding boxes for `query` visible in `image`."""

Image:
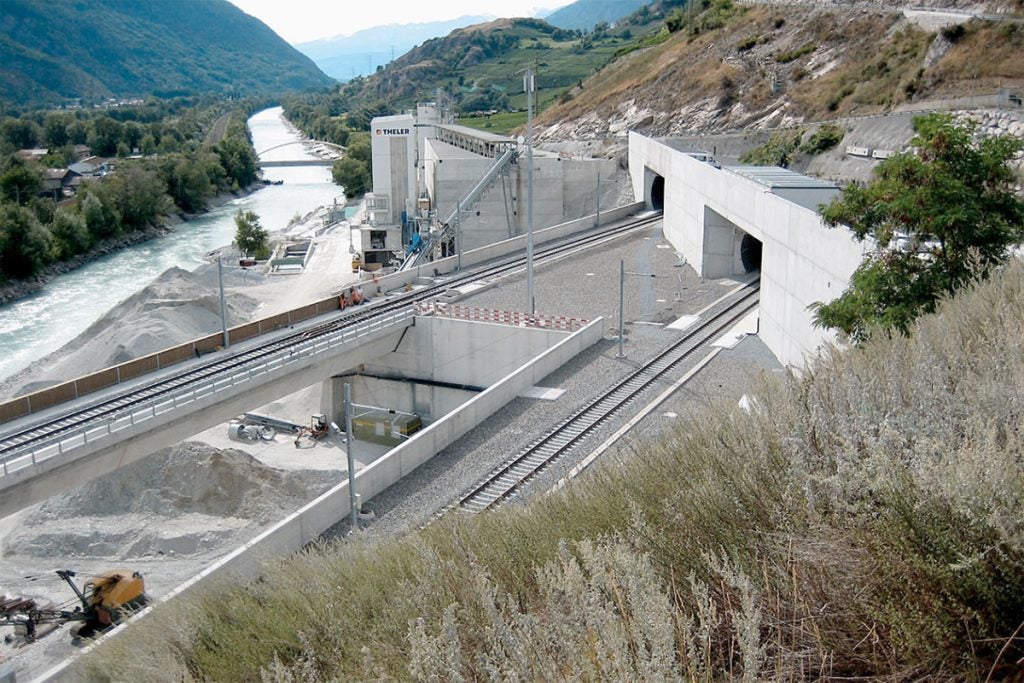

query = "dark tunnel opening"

[740,233,762,273]
[650,175,664,211]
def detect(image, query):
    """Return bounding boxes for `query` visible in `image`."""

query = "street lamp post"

[455,202,462,271]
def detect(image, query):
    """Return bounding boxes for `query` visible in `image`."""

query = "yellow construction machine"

[1,569,149,644]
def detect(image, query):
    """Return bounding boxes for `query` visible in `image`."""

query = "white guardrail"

[0,307,416,478]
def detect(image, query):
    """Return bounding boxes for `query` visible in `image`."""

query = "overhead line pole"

[525,67,536,316]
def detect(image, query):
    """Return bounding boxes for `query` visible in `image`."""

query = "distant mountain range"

[295,16,493,81]
[0,0,334,107]
[545,0,650,30]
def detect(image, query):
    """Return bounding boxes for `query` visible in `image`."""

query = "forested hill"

[0,0,335,107]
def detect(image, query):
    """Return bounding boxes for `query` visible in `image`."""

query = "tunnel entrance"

[650,175,665,211]
[740,234,762,273]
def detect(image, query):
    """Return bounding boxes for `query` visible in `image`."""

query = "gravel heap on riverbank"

[0,264,265,398]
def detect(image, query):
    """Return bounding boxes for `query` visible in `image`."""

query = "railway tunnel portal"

[629,132,868,367]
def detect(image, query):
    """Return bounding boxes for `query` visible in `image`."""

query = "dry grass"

[925,21,1024,97]
[83,261,1024,681]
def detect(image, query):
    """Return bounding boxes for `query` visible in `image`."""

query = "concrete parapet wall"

[41,315,605,683]
[364,316,572,387]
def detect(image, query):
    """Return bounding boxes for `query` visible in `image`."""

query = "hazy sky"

[226,0,567,44]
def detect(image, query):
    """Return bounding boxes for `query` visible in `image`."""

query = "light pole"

[455,201,462,271]
[617,258,656,359]
[217,256,229,349]
[343,383,358,532]
[595,172,601,228]
[524,67,536,316]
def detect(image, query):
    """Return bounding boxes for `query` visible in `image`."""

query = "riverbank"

[0,185,265,306]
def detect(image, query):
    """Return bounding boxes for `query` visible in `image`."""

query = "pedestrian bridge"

[257,140,343,168]
[261,159,336,167]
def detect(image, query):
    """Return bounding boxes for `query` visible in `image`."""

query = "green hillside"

[338,18,637,117]
[0,0,335,107]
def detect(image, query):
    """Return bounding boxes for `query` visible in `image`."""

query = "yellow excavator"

[1,569,149,644]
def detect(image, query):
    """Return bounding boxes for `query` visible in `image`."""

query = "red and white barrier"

[414,302,588,332]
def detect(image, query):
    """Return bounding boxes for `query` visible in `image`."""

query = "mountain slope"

[546,0,650,29]
[296,16,492,81]
[338,17,635,114]
[0,0,335,106]
[536,1,1024,139]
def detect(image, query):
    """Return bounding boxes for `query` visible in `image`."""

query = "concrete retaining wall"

[42,315,604,682]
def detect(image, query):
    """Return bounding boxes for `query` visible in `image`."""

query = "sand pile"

[3,442,336,560]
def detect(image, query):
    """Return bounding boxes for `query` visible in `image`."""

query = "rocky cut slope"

[536,0,1024,139]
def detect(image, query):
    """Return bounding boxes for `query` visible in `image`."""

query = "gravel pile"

[4,442,336,561]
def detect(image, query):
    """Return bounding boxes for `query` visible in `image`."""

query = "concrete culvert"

[740,234,762,273]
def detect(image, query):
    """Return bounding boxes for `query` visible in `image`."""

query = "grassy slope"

[85,261,1024,680]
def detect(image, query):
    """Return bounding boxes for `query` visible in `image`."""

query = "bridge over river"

[258,139,343,168]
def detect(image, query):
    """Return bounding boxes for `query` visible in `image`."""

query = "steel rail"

[0,213,663,468]
[457,284,760,513]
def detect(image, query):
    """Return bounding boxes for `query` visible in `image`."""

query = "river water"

[0,107,340,383]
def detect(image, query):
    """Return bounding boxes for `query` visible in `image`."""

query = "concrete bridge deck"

[0,309,413,517]
[260,159,336,167]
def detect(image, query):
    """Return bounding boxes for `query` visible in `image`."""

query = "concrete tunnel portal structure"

[629,131,868,367]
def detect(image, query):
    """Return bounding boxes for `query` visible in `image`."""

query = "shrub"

[739,129,803,167]
[799,123,844,154]
[775,41,816,64]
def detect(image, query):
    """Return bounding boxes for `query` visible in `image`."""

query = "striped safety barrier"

[414,302,588,332]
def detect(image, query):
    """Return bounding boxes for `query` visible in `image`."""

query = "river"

[0,107,341,383]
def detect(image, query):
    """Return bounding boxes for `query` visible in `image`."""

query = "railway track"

[457,281,760,514]
[0,213,662,466]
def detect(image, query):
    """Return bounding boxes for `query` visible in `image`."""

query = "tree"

[217,136,258,189]
[104,165,171,230]
[80,187,121,240]
[44,112,73,148]
[814,113,1024,341]
[235,210,269,258]
[332,157,370,199]
[333,132,372,199]
[50,207,91,259]
[0,157,41,205]
[0,204,53,279]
